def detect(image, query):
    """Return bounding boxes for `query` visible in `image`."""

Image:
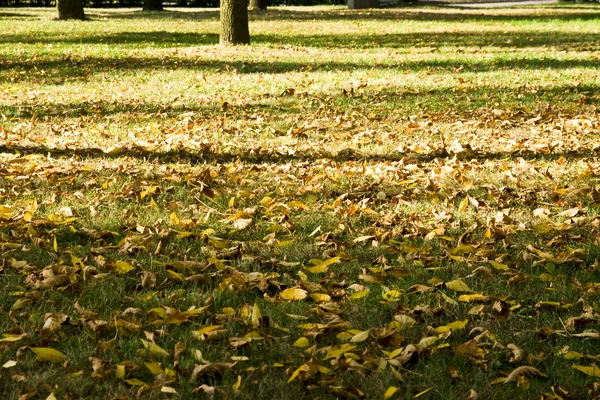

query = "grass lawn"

[1,4,600,399]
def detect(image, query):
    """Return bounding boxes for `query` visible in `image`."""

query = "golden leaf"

[280,288,308,301]
[445,279,473,292]
[449,245,474,256]
[350,289,370,299]
[458,294,489,303]
[572,364,600,378]
[310,293,331,303]
[29,347,67,363]
[114,260,135,275]
[293,337,310,348]
[436,319,468,333]
[489,261,509,271]
[350,330,370,343]
[384,386,398,399]
[140,339,170,358]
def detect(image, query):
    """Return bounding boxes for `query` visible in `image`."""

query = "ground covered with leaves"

[1,4,600,399]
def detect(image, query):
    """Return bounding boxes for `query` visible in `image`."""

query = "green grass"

[1,4,600,399]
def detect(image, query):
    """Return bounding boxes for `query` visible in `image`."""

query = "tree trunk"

[248,0,267,11]
[177,0,187,6]
[56,0,85,20]
[143,0,163,11]
[220,0,250,46]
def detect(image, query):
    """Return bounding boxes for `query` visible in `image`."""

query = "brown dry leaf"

[192,362,235,379]
[504,366,546,383]
[42,313,68,334]
[507,344,524,363]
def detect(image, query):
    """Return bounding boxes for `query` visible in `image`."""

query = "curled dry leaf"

[507,344,524,363]
[504,366,546,383]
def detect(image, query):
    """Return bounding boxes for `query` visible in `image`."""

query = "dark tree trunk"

[56,0,85,20]
[143,0,163,11]
[248,0,267,11]
[177,0,187,6]
[220,0,250,45]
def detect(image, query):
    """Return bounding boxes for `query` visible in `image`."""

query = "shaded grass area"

[1,4,600,400]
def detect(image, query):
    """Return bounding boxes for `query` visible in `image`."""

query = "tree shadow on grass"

[0,12,38,18]
[2,29,599,50]
[2,81,597,119]
[0,142,598,166]
[89,6,600,23]
[2,53,599,86]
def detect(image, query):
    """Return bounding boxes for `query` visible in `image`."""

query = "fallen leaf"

[29,347,67,363]
[280,288,308,301]
[504,366,545,383]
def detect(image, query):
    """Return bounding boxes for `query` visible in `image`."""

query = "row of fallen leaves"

[2,147,600,399]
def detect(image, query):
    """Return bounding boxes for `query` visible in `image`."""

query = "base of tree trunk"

[143,0,163,11]
[56,0,85,20]
[220,0,250,45]
[248,0,267,10]
[348,0,379,8]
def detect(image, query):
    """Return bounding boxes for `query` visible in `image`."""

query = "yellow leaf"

[194,325,222,337]
[53,236,58,252]
[46,393,57,400]
[232,375,242,392]
[350,330,370,343]
[382,290,402,300]
[124,378,147,386]
[293,337,310,348]
[384,386,398,399]
[572,364,600,378]
[310,293,331,303]
[305,264,328,274]
[170,212,180,225]
[490,261,509,271]
[414,387,433,398]
[2,360,17,368]
[259,196,273,206]
[251,303,261,329]
[166,270,186,283]
[114,260,135,275]
[441,292,459,305]
[161,386,177,394]
[29,347,67,363]
[350,289,370,299]
[145,362,164,375]
[313,256,341,270]
[450,244,474,256]
[353,235,375,243]
[280,288,308,301]
[458,294,489,303]
[458,196,469,213]
[288,363,310,383]
[140,339,170,358]
[563,351,583,360]
[116,364,125,379]
[0,333,26,342]
[0,205,14,219]
[325,344,356,359]
[436,319,468,333]
[445,279,473,292]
